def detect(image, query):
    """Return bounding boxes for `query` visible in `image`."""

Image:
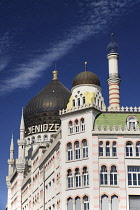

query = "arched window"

[75,168,81,187]
[99,141,103,156]
[100,166,108,185]
[110,166,117,185]
[73,99,75,107]
[106,141,110,156]
[69,121,73,134]
[82,139,88,158]
[67,143,73,161]
[81,118,85,132]
[83,167,89,186]
[32,136,35,143]
[111,195,118,210]
[83,97,85,105]
[126,141,133,156]
[112,141,117,156]
[78,98,80,106]
[75,141,80,159]
[44,135,48,141]
[75,120,79,133]
[75,197,81,210]
[37,135,41,142]
[67,197,73,210]
[101,195,109,210]
[136,141,140,157]
[67,169,73,188]
[83,196,89,210]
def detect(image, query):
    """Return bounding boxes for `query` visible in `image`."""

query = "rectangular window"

[68,150,73,161]
[128,166,140,186]
[83,147,88,158]
[75,149,80,159]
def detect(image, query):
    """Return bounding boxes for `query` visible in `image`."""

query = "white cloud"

[0,0,140,95]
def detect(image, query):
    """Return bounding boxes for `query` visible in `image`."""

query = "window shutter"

[129,195,140,210]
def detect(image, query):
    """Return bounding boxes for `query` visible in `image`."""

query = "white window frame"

[99,141,103,156]
[126,142,133,157]
[100,166,108,185]
[136,142,140,157]
[67,170,73,188]
[82,140,88,158]
[110,166,117,185]
[75,120,79,133]
[67,143,73,161]
[83,196,89,210]
[81,118,85,132]
[128,166,140,186]
[75,168,81,187]
[112,141,117,157]
[83,167,89,186]
[75,141,80,159]
[106,141,110,157]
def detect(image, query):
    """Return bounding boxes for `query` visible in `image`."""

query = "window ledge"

[66,158,89,163]
[128,185,140,188]
[100,185,119,188]
[99,156,118,159]
[68,130,85,136]
[125,156,140,159]
[66,186,90,191]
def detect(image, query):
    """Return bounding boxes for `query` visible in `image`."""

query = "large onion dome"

[72,71,100,87]
[24,71,71,135]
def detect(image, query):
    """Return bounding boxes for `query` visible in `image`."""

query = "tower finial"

[111,32,114,41]
[84,61,87,71]
[52,70,58,80]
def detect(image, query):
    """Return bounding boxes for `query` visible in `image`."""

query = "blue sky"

[1,0,140,208]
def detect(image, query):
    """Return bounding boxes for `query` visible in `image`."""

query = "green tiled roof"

[94,112,140,128]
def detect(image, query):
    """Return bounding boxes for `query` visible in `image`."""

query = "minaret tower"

[17,107,25,159]
[8,133,15,176]
[107,33,120,108]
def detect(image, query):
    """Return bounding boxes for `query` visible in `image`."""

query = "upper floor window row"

[126,141,140,157]
[67,195,89,210]
[67,139,88,161]
[99,141,140,158]
[69,118,85,134]
[73,96,86,107]
[99,141,117,157]
[67,167,89,189]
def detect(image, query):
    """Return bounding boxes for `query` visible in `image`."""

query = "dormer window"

[127,116,138,130]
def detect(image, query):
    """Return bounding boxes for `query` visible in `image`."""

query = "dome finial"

[84,61,87,71]
[52,70,58,80]
[111,32,114,41]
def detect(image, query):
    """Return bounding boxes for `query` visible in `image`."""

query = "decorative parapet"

[59,102,105,115]
[94,124,140,134]
[107,106,140,112]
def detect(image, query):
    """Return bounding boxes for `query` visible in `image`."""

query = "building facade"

[6,37,140,210]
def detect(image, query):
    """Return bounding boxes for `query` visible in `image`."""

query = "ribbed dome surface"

[24,78,71,134]
[72,71,100,87]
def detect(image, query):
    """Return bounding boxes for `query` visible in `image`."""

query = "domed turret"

[107,33,119,54]
[24,71,71,135]
[72,71,100,87]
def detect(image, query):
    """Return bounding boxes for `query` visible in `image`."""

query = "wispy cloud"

[0,0,140,95]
